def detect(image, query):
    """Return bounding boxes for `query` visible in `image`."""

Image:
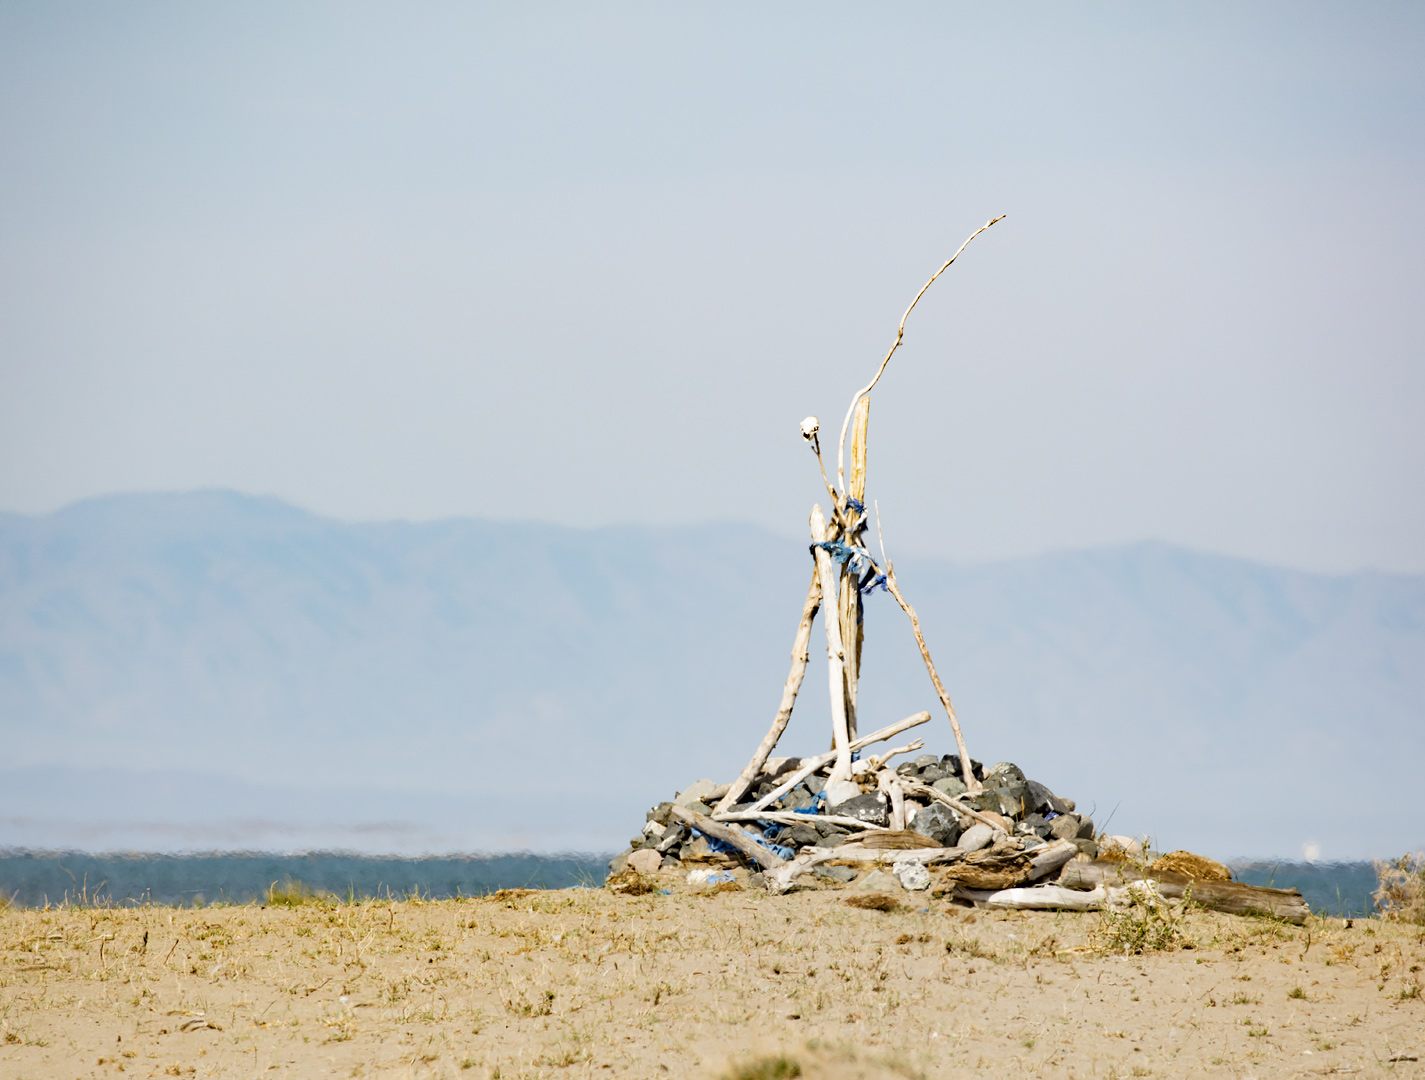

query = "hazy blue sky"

[2,3,1422,572]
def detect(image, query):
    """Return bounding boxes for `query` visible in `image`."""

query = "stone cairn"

[609,220,1309,924]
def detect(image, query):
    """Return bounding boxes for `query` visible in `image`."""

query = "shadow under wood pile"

[608,220,1309,928]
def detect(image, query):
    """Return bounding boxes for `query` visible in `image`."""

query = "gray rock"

[919,765,948,783]
[803,775,827,795]
[908,803,962,847]
[813,865,858,884]
[828,792,891,827]
[1019,813,1053,839]
[994,782,1032,818]
[985,762,1026,784]
[913,754,939,768]
[683,800,712,817]
[782,789,815,812]
[1048,814,1081,842]
[608,851,631,874]
[1075,816,1094,840]
[786,824,821,847]
[932,776,968,799]
[895,762,919,778]
[661,855,682,870]
[892,860,931,891]
[627,848,663,875]
[856,869,902,892]
[656,825,688,853]
[967,789,1001,812]
[1072,838,1100,858]
[815,822,850,841]
[648,801,675,826]
[957,823,996,852]
[675,779,717,807]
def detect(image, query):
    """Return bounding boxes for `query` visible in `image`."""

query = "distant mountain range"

[2,491,1421,858]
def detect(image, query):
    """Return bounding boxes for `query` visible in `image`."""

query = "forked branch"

[835,214,1005,494]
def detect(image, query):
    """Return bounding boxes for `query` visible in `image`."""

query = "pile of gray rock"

[608,752,1100,878]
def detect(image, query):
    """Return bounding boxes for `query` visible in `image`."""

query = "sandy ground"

[1,871,1422,1080]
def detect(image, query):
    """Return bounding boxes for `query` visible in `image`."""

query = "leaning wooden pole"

[713,569,822,813]
[810,504,854,783]
[836,395,871,743]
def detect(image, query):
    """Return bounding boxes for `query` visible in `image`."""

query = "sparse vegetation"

[1373,852,1425,924]
[1092,884,1195,955]
[264,878,328,907]
[723,1055,803,1080]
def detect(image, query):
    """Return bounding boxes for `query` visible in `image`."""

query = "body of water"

[0,850,612,908]
[0,851,1383,918]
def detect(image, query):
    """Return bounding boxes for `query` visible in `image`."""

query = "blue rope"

[845,497,865,514]
[694,828,795,862]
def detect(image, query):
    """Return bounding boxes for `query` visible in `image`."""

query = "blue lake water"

[0,851,1383,918]
[0,851,613,908]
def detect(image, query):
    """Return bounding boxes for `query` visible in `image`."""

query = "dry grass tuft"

[604,870,656,896]
[844,893,901,913]
[1092,883,1195,955]
[722,1055,803,1080]
[263,879,327,907]
[1373,852,1425,924]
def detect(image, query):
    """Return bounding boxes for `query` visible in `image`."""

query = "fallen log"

[1058,859,1310,924]
[958,884,1109,911]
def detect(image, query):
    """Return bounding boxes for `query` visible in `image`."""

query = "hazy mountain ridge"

[2,491,1421,857]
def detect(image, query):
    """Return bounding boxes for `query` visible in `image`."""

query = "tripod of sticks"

[711,215,1006,828]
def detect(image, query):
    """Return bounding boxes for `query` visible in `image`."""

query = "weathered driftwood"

[937,839,1077,891]
[899,777,1004,832]
[809,503,853,783]
[856,829,940,850]
[958,884,1109,911]
[856,739,924,773]
[712,811,887,832]
[669,805,786,870]
[879,769,907,831]
[1058,860,1310,925]
[1025,840,1080,881]
[764,842,966,893]
[714,569,822,813]
[747,711,931,813]
[837,396,871,743]
[833,215,1005,496]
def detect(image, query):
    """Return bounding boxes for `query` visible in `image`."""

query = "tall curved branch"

[835,214,1005,494]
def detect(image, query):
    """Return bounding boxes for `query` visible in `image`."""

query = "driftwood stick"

[747,711,932,813]
[857,739,924,773]
[810,504,853,782]
[1023,839,1079,881]
[763,841,968,893]
[835,215,1005,495]
[668,805,787,870]
[899,778,1003,832]
[838,395,871,741]
[879,771,907,831]
[874,502,979,791]
[714,568,823,813]
[1057,859,1310,924]
[712,811,888,831]
[957,884,1110,911]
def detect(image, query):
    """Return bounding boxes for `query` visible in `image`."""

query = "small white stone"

[892,859,931,891]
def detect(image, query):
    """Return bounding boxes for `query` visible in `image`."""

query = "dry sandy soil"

[1,870,1422,1080]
